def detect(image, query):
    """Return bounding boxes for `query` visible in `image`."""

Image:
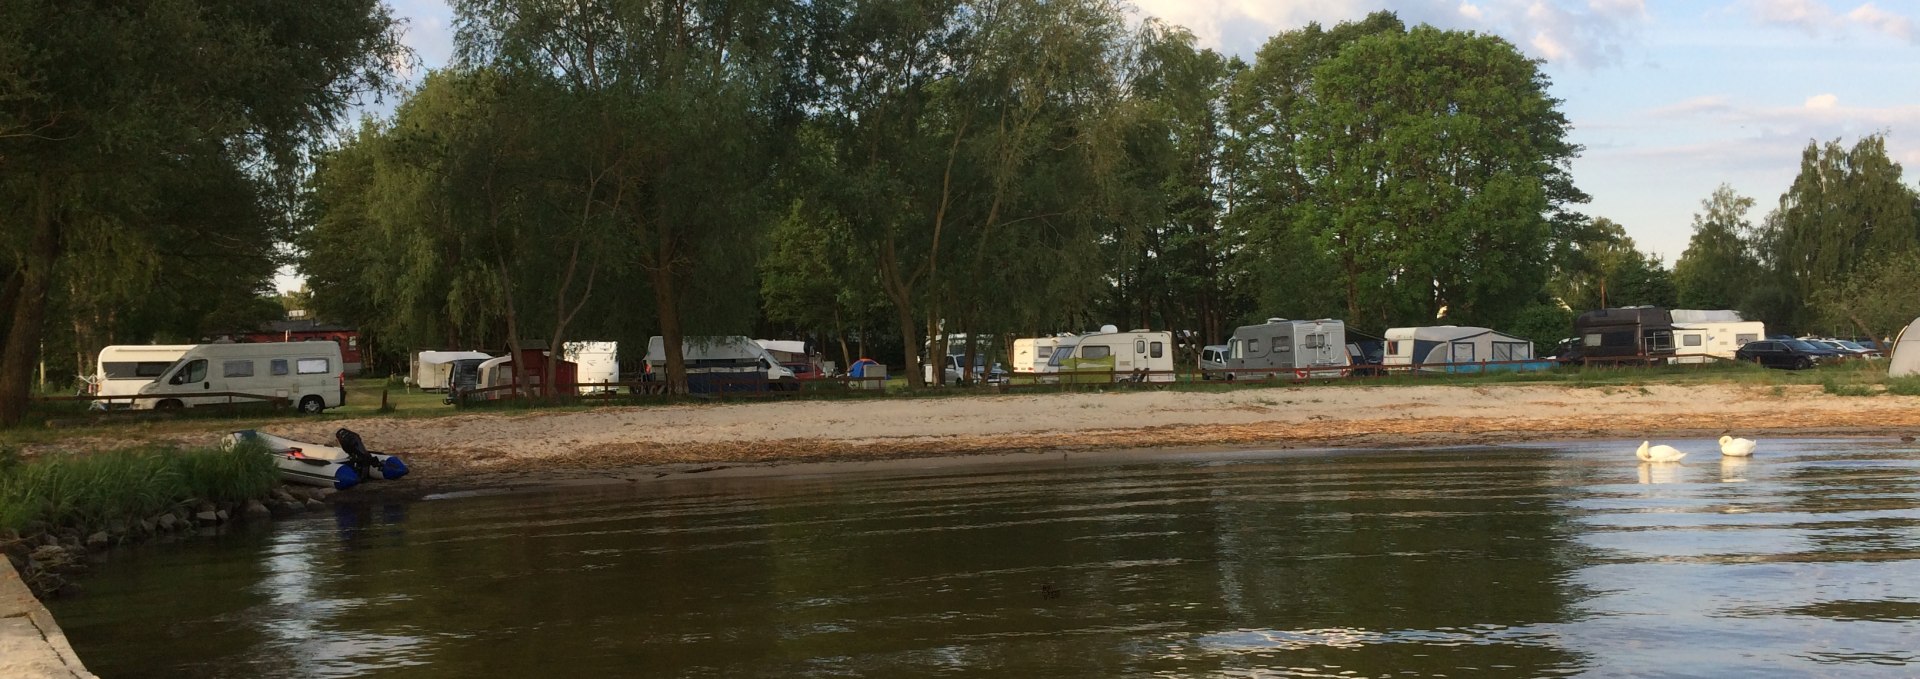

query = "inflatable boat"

[224,429,410,490]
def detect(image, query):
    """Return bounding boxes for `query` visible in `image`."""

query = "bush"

[0,441,277,533]
[1886,376,1920,396]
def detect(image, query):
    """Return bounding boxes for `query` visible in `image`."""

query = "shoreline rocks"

[1,485,340,599]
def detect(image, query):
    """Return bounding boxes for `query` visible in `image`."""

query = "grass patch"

[0,441,276,534]
[1887,376,1920,396]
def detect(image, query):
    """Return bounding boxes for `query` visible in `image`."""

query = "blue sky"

[368,0,1919,266]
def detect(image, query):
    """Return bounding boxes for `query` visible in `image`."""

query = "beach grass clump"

[0,440,276,534]
[1885,376,1920,396]
[1821,377,1879,397]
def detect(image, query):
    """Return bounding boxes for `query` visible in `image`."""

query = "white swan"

[1719,435,1757,457]
[1636,441,1686,463]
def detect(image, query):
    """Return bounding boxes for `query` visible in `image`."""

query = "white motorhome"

[135,342,345,413]
[1671,321,1766,363]
[1045,328,1175,382]
[92,345,196,407]
[1011,334,1077,375]
[411,350,493,391]
[646,336,797,389]
[1225,318,1350,380]
[564,341,619,394]
[1383,326,1538,373]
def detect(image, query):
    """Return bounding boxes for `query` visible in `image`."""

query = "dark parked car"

[1736,339,1838,369]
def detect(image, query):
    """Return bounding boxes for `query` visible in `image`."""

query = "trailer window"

[102,361,176,380]
[296,358,330,375]
[1271,337,1290,353]
[1082,345,1111,360]
[1735,334,1758,346]
[1646,330,1675,352]
[1386,341,1400,355]
[1036,347,1054,360]
[1245,339,1262,356]
[271,359,289,376]
[1452,343,1476,362]
[1149,342,1164,359]
[223,360,254,378]
[1682,334,1703,347]
[1583,334,1603,347]
[1303,334,1324,349]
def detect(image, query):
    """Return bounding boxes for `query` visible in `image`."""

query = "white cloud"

[1748,0,1919,42]
[1805,93,1839,108]
[1126,0,1649,69]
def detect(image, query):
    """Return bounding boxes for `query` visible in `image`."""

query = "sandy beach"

[50,382,1872,494]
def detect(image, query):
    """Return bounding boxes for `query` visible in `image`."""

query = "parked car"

[1736,339,1839,369]
[1804,338,1882,359]
[1198,344,1229,379]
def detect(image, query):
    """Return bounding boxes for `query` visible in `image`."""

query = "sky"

[298,0,1920,291]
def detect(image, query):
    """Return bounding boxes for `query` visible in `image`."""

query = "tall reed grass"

[0,441,277,534]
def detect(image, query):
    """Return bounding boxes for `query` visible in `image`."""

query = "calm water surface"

[51,439,1920,678]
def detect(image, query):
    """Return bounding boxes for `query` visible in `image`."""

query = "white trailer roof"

[417,350,493,365]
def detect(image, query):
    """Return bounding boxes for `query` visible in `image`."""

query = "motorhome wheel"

[155,399,183,410]
[299,395,326,414]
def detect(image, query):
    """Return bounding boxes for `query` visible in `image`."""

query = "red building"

[237,320,363,376]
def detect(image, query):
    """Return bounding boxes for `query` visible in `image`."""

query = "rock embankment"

[0,485,340,598]
[0,557,95,678]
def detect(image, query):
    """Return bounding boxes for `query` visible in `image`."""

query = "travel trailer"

[92,345,196,407]
[134,342,344,413]
[757,339,827,379]
[1223,319,1349,380]
[646,336,797,390]
[411,350,493,391]
[564,341,619,394]
[1046,328,1175,382]
[1671,319,1766,363]
[1383,326,1542,373]
[1011,335,1078,375]
[470,348,580,400]
[1565,307,1676,363]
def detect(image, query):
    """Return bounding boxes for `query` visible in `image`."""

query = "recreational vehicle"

[564,341,619,394]
[134,342,345,413]
[1046,329,1175,382]
[92,345,196,407]
[1223,319,1349,380]
[1566,307,1675,363]
[756,339,826,379]
[646,336,797,390]
[1383,326,1542,373]
[1012,335,1078,375]
[1670,318,1766,363]
[411,350,493,391]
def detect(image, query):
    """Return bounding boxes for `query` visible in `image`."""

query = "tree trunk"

[650,266,690,395]
[0,180,60,425]
[833,307,851,374]
[893,295,921,389]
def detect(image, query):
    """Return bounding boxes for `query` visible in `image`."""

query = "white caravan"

[135,342,345,413]
[1046,328,1175,382]
[1224,318,1350,380]
[1671,321,1766,363]
[645,336,796,386]
[93,345,196,407]
[564,341,619,394]
[1383,326,1536,372]
[411,350,493,391]
[1011,334,1077,375]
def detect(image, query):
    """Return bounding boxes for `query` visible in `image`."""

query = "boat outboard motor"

[335,428,410,480]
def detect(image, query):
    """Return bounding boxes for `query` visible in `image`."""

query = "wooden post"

[381,388,389,411]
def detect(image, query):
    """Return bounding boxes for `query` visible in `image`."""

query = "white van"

[135,342,345,413]
[93,345,197,407]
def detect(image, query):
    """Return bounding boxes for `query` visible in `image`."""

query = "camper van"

[1046,328,1175,382]
[1012,335,1078,375]
[645,336,797,390]
[1383,326,1540,373]
[92,345,196,407]
[134,342,344,413]
[1565,307,1676,363]
[564,341,619,394]
[1224,319,1349,380]
[411,350,493,391]
[1197,344,1229,378]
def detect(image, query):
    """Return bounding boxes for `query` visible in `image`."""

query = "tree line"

[6,2,1918,423]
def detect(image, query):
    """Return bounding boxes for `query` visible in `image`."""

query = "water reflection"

[50,439,1920,677]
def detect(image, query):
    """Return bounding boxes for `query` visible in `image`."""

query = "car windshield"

[1783,340,1822,352]
[1837,340,1867,351]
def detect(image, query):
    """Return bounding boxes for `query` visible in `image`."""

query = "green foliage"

[0,442,277,533]
[1551,217,1674,312]
[1809,250,1920,342]
[1769,135,1920,331]
[1886,376,1920,396]
[1673,185,1760,310]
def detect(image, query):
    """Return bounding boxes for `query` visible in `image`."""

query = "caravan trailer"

[1046,329,1175,382]
[411,350,493,391]
[1223,319,1349,380]
[1671,321,1766,362]
[1383,326,1543,373]
[564,341,619,394]
[92,345,196,407]
[646,336,797,391]
[1567,307,1676,363]
[1011,335,1077,375]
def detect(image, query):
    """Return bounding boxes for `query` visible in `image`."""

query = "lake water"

[50,439,1920,678]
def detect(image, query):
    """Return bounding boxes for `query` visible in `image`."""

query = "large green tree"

[1672,185,1760,310]
[1770,134,1920,330]
[0,0,401,423]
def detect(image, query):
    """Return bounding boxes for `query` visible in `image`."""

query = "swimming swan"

[1719,435,1757,457]
[1636,441,1686,463]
